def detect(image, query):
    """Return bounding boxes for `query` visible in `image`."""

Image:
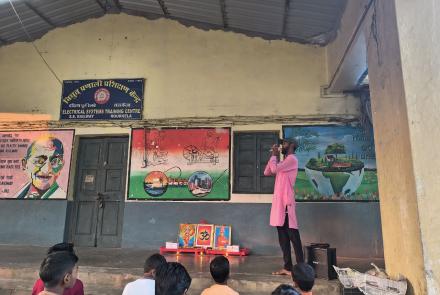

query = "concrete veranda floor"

[0,245,384,295]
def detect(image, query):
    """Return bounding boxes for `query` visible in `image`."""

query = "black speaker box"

[305,243,337,280]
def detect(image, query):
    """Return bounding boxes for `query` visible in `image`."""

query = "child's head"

[47,242,75,255]
[39,251,79,290]
[292,263,315,292]
[272,284,301,295]
[155,262,192,295]
[209,256,230,284]
[144,253,167,276]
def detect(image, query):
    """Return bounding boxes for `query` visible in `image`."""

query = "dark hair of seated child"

[292,263,315,292]
[210,256,230,284]
[272,284,301,295]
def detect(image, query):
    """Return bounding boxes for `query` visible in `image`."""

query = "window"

[233,132,278,193]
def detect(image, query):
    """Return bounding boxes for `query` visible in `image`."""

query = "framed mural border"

[281,123,379,203]
[59,78,145,121]
[126,126,232,201]
[0,128,76,201]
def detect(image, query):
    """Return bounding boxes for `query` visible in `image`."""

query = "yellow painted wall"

[394,0,440,293]
[366,0,427,293]
[0,13,358,119]
[0,14,361,204]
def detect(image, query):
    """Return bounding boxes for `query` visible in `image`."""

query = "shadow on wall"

[0,199,383,259]
[0,200,67,246]
[121,202,384,258]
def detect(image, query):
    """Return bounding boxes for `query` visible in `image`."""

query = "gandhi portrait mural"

[16,136,65,199]
[0,130,74,200]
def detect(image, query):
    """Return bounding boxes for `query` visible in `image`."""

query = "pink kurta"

[264,154,298,229]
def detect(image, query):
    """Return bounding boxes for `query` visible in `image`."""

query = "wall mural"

[283,125,378,201]
[128,128,230,200]
[0,130,74,199]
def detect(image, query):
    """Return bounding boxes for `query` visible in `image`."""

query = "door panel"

[233,132,278,193]
[100,203,119,235]
[233,134,257,192]
[73,139,102,247]
[83,142,101,166]
[97,138,128,247]
[105,170,122,192]
[107,142,125,165]
[75,202,95,235]
[72,137,128,248]
[257,134,278,193]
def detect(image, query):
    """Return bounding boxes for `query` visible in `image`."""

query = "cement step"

[0,245,374,295]
[0,265,341,295]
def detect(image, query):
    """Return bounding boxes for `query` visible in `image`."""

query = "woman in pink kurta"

[264,139,304,275]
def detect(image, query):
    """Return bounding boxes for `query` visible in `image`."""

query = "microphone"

[269,138,284,151]
[269,146,282,152]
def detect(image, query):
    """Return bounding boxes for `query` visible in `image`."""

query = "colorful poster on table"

[128,128,230,200]
[0,130,74,199]
[195,224,214,248]
[213,225,232,249]
[178,224,197,248]
[283,125,378,201]
[61,79,144,120]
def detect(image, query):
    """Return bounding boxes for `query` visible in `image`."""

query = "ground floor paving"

[0,245,384,295]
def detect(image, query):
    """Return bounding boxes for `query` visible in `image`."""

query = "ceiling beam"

[94,0,106,12]
[281,0,290,37]
[156,0,170,16]
[23,1,55,28]
[219,0,228,28]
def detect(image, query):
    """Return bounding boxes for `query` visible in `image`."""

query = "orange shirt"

[201,284,239,295]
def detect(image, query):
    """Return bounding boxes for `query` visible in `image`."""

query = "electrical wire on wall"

[8,0,62,85]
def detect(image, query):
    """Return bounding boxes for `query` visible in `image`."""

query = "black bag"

[304,243,337,280]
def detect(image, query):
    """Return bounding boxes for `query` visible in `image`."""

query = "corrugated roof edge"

[0,10,341,48]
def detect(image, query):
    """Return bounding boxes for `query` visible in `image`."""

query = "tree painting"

[325,143,346,158]
[282,125,378,201]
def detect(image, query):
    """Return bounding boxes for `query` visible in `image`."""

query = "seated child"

[155,262,192,295]
[32,243,83,295]
[38,251,79,295]
[122,253,166,295]
[292,263,315,295]
[201,256,239,295]
[272,284,301,295]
